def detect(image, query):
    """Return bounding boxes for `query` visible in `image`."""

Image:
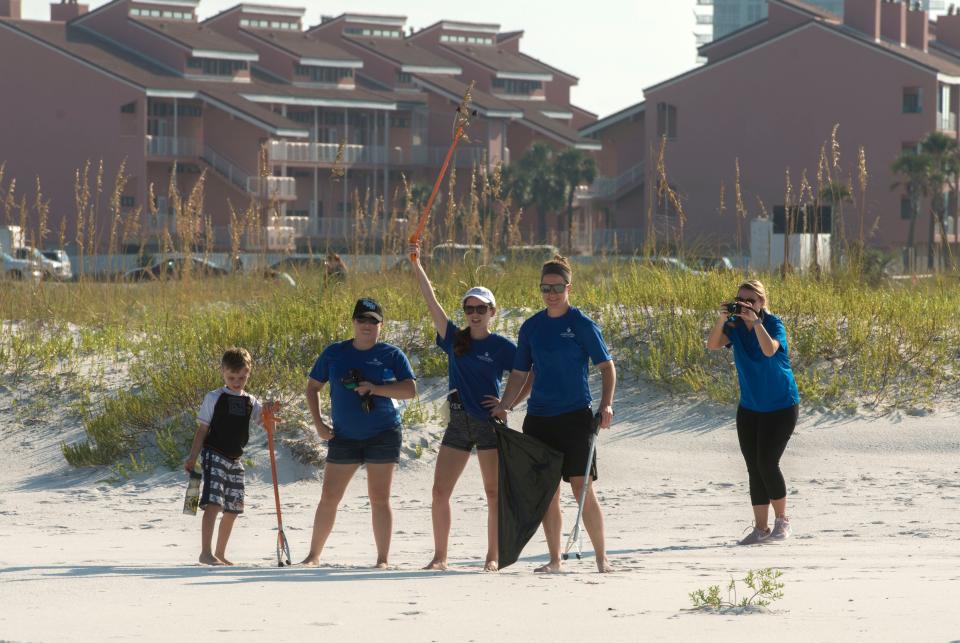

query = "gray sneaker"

[770,517,791,541]
[737,526,771,546]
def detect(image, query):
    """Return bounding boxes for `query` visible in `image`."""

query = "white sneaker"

[770,517,791,541]
[737,526,771,545]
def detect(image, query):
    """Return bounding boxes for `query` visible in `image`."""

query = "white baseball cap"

[462,286,496,307]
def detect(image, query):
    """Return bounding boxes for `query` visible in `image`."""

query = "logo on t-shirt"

[478,351,494,363]
[560,327,576,339]
[367,358,384,367]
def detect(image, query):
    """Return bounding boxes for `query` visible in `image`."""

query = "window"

[901,196,914,220]
[441,34,493,45]
[148,102,202,117]
[121,102,136,114]
[344,27,402,38]
[396,71,412,84]
[240,18,298,29]
[390,114,409,128]
[187,58,248,77]
[903,87,922,113]
[120,196,135,208]
[656,102,678,139]
[491,78,542,96]
[295,65,353,83]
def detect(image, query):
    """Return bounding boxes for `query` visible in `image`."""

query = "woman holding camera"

[408,241,530,572]
[302,297,417,567]
[491,255,616,573]
[706,280,800,545]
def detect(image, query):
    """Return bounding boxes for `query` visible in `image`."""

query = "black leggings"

[736,405,798,506]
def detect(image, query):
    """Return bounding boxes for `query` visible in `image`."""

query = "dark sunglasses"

[539,283,567,294]
[463,304,490,315]
[353,316,380,325]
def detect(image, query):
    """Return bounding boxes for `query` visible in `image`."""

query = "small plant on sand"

[689,568,784,612]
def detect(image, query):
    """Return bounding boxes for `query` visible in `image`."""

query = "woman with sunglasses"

[706,280,800,545]
[408,241,530,572]
[491,255,616,574]
[302,297,417,568]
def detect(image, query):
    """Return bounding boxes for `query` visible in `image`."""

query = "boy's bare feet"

[596,557,613,573]
[483,560,499,572]
[199,553,224,566]
[534,560,563,573]
[423,559,447,571]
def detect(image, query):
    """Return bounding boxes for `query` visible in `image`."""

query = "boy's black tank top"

[203,391,253,459]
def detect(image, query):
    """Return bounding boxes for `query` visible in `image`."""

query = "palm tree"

[918,132,960,270]
[504,143,564,243]
[891,151,930,273]
[555,148,597,253]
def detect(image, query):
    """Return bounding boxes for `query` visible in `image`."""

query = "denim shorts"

[326,427,402,465]
[440,404,498,452]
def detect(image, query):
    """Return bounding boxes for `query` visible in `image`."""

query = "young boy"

[184,347,263,566]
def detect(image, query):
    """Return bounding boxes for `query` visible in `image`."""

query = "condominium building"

[0,0,597,252]
[705,0,944,42]
[583,0,960,255]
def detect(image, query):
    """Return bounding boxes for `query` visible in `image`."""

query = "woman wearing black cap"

[302,297,417,568]
[409,241,531,572]
[491,255,616,573]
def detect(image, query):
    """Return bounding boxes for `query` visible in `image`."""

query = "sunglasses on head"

[539,283,567,294]
[354,316,380,325]
[463,304,490,315]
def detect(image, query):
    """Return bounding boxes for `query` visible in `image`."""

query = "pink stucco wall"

[644,22,938,250]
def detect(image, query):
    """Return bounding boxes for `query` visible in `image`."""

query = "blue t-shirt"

[308,340,416,440]
[514,307,612,417]
[725,312,800,413]
[436,319,516,420]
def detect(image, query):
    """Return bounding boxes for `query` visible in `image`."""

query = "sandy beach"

[2,377,960,642]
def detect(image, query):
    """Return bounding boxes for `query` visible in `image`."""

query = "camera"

[341,368,375,413]
[725,302,743,316]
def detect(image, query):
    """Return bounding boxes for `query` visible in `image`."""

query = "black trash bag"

[494,419,563,569]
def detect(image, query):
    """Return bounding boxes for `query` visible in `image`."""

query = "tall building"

[707,0,946,42]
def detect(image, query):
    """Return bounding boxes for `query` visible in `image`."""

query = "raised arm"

[706,304,731,351]
[408,241,448,337]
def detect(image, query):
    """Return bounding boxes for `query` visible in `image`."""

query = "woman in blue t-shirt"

[301,297,417,568]
[409,241,530,572]
[707,279,800,546]
[492,255,617,574]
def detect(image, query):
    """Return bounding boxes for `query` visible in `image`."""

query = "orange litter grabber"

[409,81,476,260]
[263,401,292,567]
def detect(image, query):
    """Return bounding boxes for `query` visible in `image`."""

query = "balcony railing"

[938,112,957,132]
[246,176,297,200]
[146,136,201,158]
[267,140,390,165]
[268,140,509,168]
[576,162,645,200]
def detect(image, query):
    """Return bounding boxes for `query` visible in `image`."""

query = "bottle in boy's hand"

[182,460,202,516]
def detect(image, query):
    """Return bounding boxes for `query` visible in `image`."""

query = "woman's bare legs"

[300,463,360,565]
[424,446,471,570]
[367,463,396,568]
[476,449,500,571]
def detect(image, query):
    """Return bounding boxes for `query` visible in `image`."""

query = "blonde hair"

[738,280,768,310]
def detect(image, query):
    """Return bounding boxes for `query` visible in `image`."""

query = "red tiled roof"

[346,36,460,70]
[242,28,360,63]
[506,100,600,149]
[131,19,256,56]
[441,43,554,77]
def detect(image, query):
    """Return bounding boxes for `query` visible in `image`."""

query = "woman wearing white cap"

[409,241,531,572]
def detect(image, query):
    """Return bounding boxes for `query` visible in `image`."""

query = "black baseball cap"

[352,297,384,322]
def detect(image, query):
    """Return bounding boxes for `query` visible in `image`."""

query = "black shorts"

[522,408,597,482]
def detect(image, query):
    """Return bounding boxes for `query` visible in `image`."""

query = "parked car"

[642,256,706,276]
[123,257,229,281]
[40,249,73,280]
[14,246,59,279]
[503,244,561,264]
[431,243,485,263]
[1,251,43,281]
[689,255,735,272]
